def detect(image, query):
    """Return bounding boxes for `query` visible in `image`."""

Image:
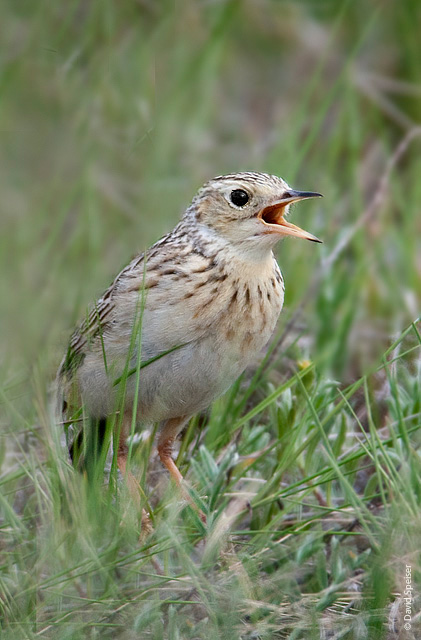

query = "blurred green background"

[1,1,421,638]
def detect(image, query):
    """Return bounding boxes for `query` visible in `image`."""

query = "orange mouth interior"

[257,203,322,243]
[258,203,285,226]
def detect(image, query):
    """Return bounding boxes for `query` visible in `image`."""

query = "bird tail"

[69,417,108,479]
[55,357,108,479]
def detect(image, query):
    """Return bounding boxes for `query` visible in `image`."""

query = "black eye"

[230,189,249,207]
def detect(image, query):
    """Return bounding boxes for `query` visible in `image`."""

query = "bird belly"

[126,299,281,422]
[123,335,264,422]
[77,319,276,424]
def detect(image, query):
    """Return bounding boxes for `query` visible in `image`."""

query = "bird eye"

[230,189,249,207]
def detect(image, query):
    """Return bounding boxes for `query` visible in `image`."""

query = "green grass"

[1,1,421,638]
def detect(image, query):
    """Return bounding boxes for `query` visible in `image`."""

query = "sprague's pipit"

[57,172,321,523]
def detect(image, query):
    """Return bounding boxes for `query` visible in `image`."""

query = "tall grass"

[1,1,420,638]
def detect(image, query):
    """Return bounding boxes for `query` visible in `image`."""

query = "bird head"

[189,172,322,258]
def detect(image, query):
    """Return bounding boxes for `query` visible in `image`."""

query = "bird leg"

[157,416,206,522]
[157,416,187,486]
[117,414,153,538]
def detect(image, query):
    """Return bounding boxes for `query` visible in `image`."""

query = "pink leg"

[157,416,206,522]
[157,416,188,486]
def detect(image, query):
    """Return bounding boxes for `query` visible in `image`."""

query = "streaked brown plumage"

[57,171,321,526]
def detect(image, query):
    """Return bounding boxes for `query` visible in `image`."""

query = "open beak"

[258,190,323,243]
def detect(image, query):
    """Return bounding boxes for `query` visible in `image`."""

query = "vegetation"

[1,1,420,638]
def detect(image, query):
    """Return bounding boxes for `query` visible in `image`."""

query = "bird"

[57,171,321,525]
